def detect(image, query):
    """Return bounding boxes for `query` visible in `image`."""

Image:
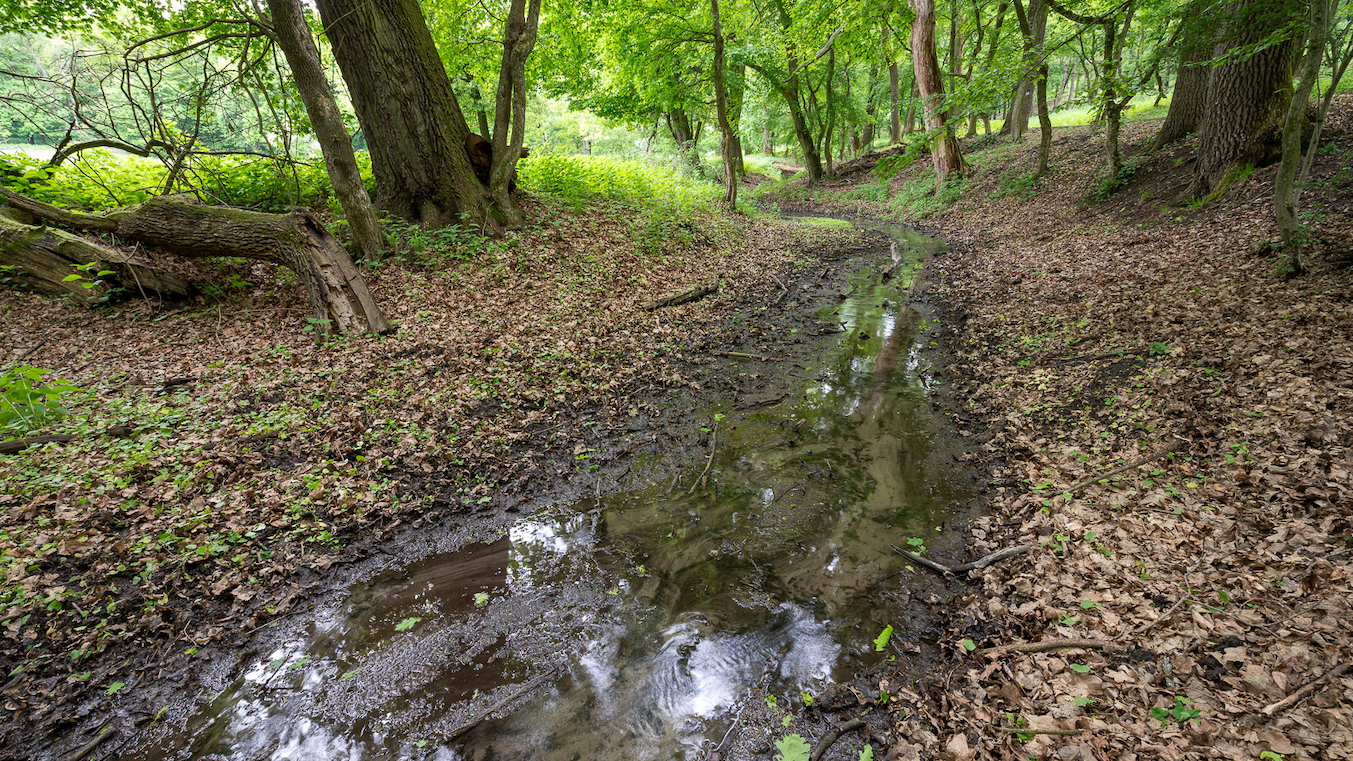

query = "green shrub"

[890,173,967,219]
[516,154,717,209]
[1,366,80,439]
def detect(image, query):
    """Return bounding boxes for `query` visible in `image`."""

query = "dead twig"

[1064,438,1189,495]
[0,434,76,455]
[15,339,48,363]
[1261,663,1351,716]
[718,351,788,362]
[994,726,1083,736]
[447,666,561,740]
[688,421,718,495]
[891,544,1032,577]
[61,726,118,761]
[810,717,866,761]
[979,639,1116,656]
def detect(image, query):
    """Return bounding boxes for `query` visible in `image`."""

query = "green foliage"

[0,149,375,213]
[516,154,716,208]
[874,624,893,652]
[775,733,811,761]
[1,366,80,438]
[1150,696,1201,727]
[394,617,421,631]
[889,173,967,219]
[992,172,1039,201]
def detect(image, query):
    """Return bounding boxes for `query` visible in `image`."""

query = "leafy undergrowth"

[0,196,860,747]
[792,108,1353,756]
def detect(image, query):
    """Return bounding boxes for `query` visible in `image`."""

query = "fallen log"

[979,639,1117,656]
[2,189,389,335]
[643,279,718,311]
[0,207,191,301]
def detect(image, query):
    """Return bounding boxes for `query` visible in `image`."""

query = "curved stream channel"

[135,224,974,761]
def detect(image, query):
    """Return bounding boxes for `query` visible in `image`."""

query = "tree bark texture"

[666,108,702,166]
[1275,0,1329,270]
[1186,1,1300,200]
[0,207,191,302]
[2,191,389,334]
[267,0,385,262]
[889,60,902,144]
[1036,62,1053,176]
[911,0,965,182]
[488,0,542,226]
[1010,0,1048,142]
[1149,22,1212,151]
[710,0,739,208]
[315,0,498,228]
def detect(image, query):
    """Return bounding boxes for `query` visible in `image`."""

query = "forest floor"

[759,109,1353,760]
[2,102,1352,761]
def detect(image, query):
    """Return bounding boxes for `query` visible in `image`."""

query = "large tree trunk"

[1148,21,1212,151]
[2,190,390,335]
[315,0,503,229]
[911,0,965,183]
[266,0,385,262]
[1185,1,1299,200]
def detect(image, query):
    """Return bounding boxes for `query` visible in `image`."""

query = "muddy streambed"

[129,223,974,761]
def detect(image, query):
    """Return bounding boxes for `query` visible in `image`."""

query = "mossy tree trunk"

[2,190,390,335]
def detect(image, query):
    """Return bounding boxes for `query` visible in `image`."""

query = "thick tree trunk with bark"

[315,0,500,229]
[1149,14,1212,151]
[1186,2,1299,200]
[2,191,389,334]
[266,0,384,262]
[1010,0,1048,142]
[911,0,965,182]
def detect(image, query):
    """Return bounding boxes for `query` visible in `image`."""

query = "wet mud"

[108,220,981,761]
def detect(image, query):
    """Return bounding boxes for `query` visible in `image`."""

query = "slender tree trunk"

[728,64,747,177]
[1275,0,1331,272]
[711,0,738,208]
[316,0,501,229]
[1185,0,1299,200]
[1036,62,1053,176]
[1149,10,1212,150]
[1010,0,1047,142]
[488,0,542,226]
[912,0,965,183]
[266,0,385,265]
[904,77,918,135]
[889,60,902,144]
[666,108,701,166]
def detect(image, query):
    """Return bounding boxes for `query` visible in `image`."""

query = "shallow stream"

[135,223,973,761]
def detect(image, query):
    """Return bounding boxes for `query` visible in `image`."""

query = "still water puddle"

[138,224,971,761]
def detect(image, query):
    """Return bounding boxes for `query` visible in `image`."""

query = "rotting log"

[0,208,191,302]
[1,189,390,335]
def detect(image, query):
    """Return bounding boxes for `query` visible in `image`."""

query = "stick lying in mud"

[810,717,866,761]
[891,544,1031,577]
[644,279,719,311]
[718,351,788,361]
[978,639,1116,656]
[447,665,562,741]
[689,421,718,495]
